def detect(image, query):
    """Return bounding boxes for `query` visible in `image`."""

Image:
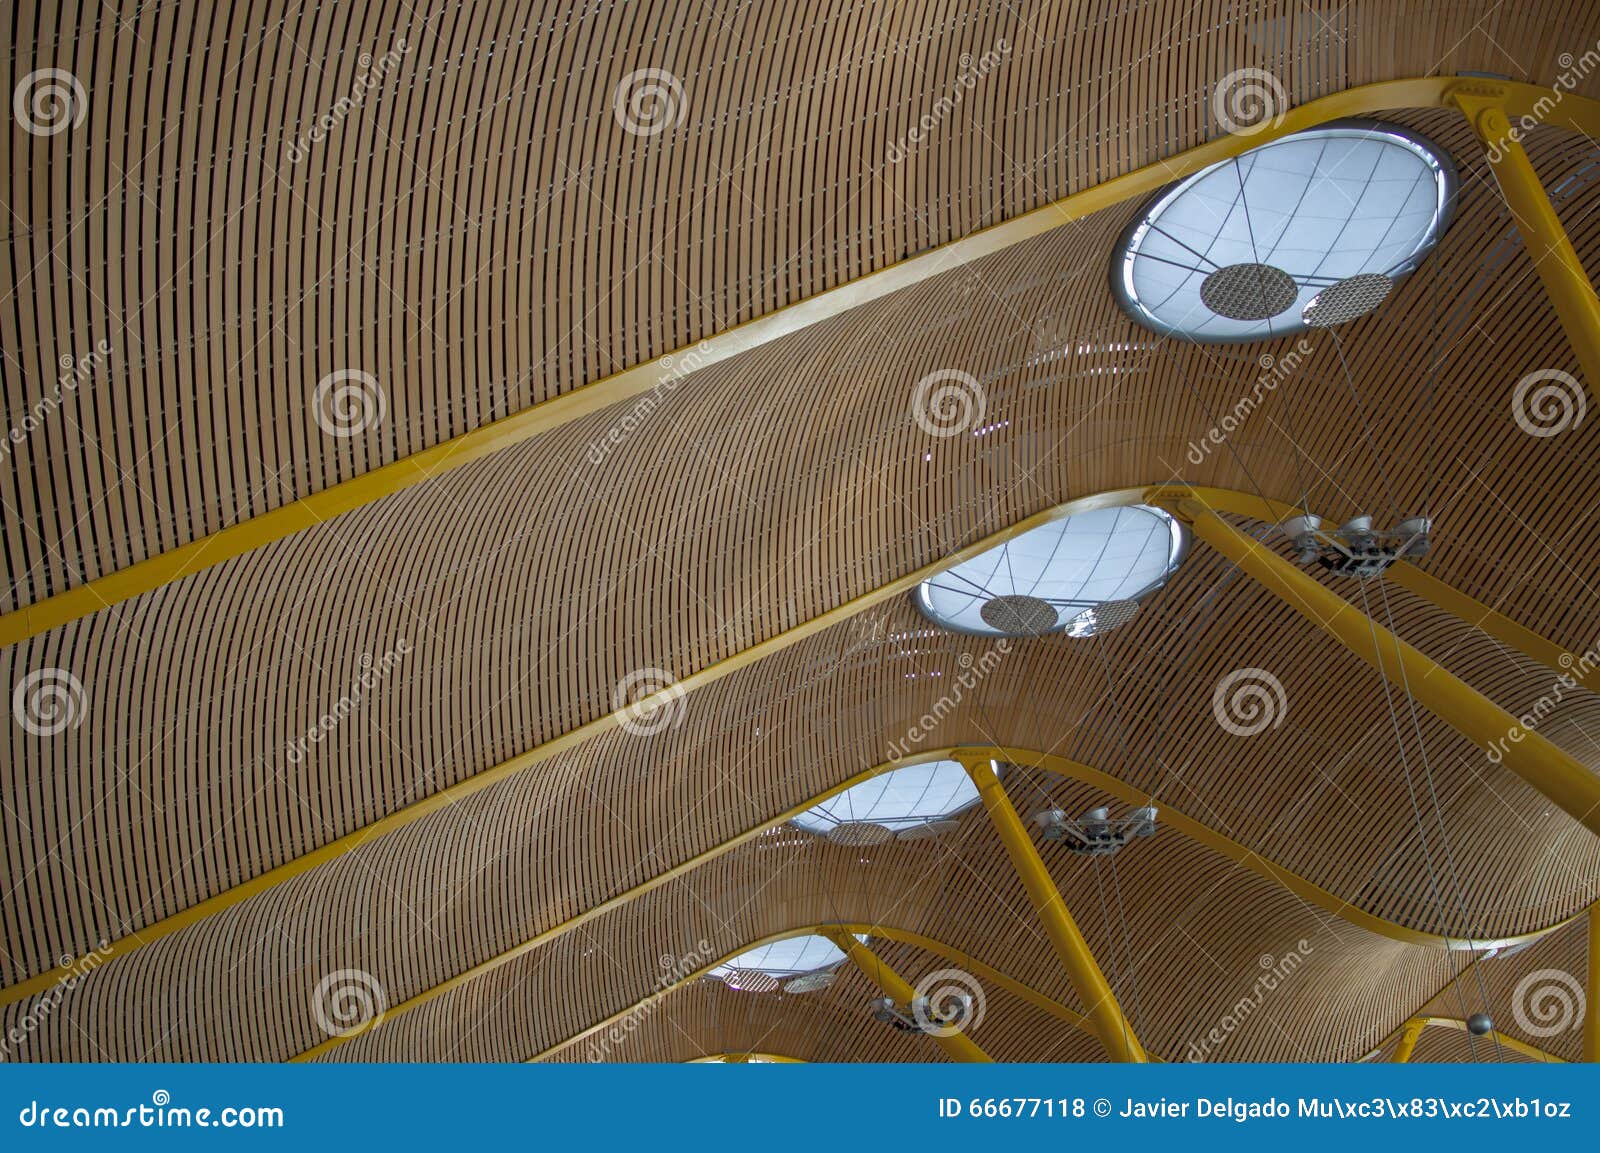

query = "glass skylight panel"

[916,504,1185,637]
[707,934,860,981]
[792,760,979,836]
[1113,121,1455,341]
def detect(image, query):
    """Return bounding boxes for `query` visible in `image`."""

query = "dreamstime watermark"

[1212,67,1287,136]
[310,968,388,1038]
[285,39,412,163]
[1185,939,1314,1061]
[1484,642,1599,763]
[613,667,689,737]
[1186,339,1316,464]
[13,69,87,136]
[585,342,713,465]
[0,941,113,1060]
[885,642,1011,761]
[912,368,987,437]
[1479,42,1600,165]
[311,368,387,437]
[1511,967,1586,1038]
[911,968,987,1037]
[886,41,1010,163]
[3,339,115,461]
[585,941,714,1061]
[1211,667,1287,737]
[17,1091,283,1129]
[1511,368,1585,437]
[283,640,411,764]
[12,668,88,736]
[613,68,687,136]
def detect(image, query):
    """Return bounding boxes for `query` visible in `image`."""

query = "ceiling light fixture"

[1112,120,1456,342]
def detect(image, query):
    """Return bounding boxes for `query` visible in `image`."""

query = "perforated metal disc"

[979,594,1059,636]
[1199,263,1298,320]
[781,969,837,995]
[825,821,895,846]
[895,818,962,842]
[721,968,781,994]
[1302,272,1393,327]
[1064,598,1141,637]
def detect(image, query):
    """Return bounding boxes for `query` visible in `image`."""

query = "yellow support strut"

[1451,82,1600,401]
[819,929,993,1063]
[1173,500,1600,840]
[1587,906,1600,1063]
[959,754,1148,1062]
[1391,1018,1427,1062]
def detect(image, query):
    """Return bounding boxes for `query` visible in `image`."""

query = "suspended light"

[915,504,1186,638]
[1112,120,1456,342]
[793,759,980,841]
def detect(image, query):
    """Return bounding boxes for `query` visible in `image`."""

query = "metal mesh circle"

[825,821,896,846]
[781,969,837,995]
[979,594,1059,636]
[1302,272,1394,328]
[1199,263,1298,320]
[1064,598,1141,637]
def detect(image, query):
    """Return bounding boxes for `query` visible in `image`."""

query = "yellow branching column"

[958,755,1149,1062]
[1452,82,1600,400]
[1392,1019,1426,1063]
[1175,500,1600,840]
[820,929,993,1063]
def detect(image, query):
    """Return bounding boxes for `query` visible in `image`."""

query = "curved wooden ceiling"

[4,2,1600,1063]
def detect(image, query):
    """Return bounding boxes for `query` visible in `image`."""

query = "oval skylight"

[792,759,980,841]
[1113,120,1455,342]
[916,504,1185,638]
[706,934,866,994]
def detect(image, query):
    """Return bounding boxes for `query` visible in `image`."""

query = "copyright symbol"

[1094,1098,1111,1117]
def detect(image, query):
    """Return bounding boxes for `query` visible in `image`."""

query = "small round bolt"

[1466,1012,1494,1036]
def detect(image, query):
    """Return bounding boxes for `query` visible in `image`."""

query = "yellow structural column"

[1587,905,1600,1062]
[1391,1018,1426,1063]
[1452,83,1600,399]
[1174,501,1600,839]
[819,929,993,1063]
[958,755,1148,1062]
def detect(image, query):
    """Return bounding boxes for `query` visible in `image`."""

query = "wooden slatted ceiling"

[4,6,1600,1064]
[538,946,1107,1064]
[4,3,1600,609]
[0,594,1585,1061]
[6,114,1600,994]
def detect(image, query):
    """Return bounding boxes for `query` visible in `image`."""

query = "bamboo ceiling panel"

[6,112,1600,999]
[5,2,1600,607]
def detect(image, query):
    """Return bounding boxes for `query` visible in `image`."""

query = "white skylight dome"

[916,503,1186,638]
[707,934,866,995]
[1113,120,1456,342]
[792,759,981,843]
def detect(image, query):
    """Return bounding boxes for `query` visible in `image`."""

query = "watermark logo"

[1486,643,1598,763]
[1511,967,1586,1038]
[312,369,387,437]
[613,68,687,136]
[912,369,986,437]
[285,40,412,163]
[585,341,714,465]
[1,940,113,1059]
[1512,368,1585,437]
[911,968,986,1037]
[13,668,87,736]
[1211,667,1286,737]
[1186,339,1316,464]
[613,667,688,737]
[885,41,1010,162]
[1186,939,1313,1060]
[311,968,388,1038]
[284,640,411,764]
[13,69,87,136]
[585,941,713,1060]
[1212,68,1287,136]
[885,643,1010,761]
[3,339,115,462]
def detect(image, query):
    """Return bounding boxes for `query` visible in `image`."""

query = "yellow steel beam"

[4,483,1577,1007]
[1391,1018,1427,1062]
[1451,81,1600,401]
[819,928,993,1063]
[1173,499,1600,840]
[524,923,1078,1064]
[7,80,1600,648]
[960,753,1147,1062]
